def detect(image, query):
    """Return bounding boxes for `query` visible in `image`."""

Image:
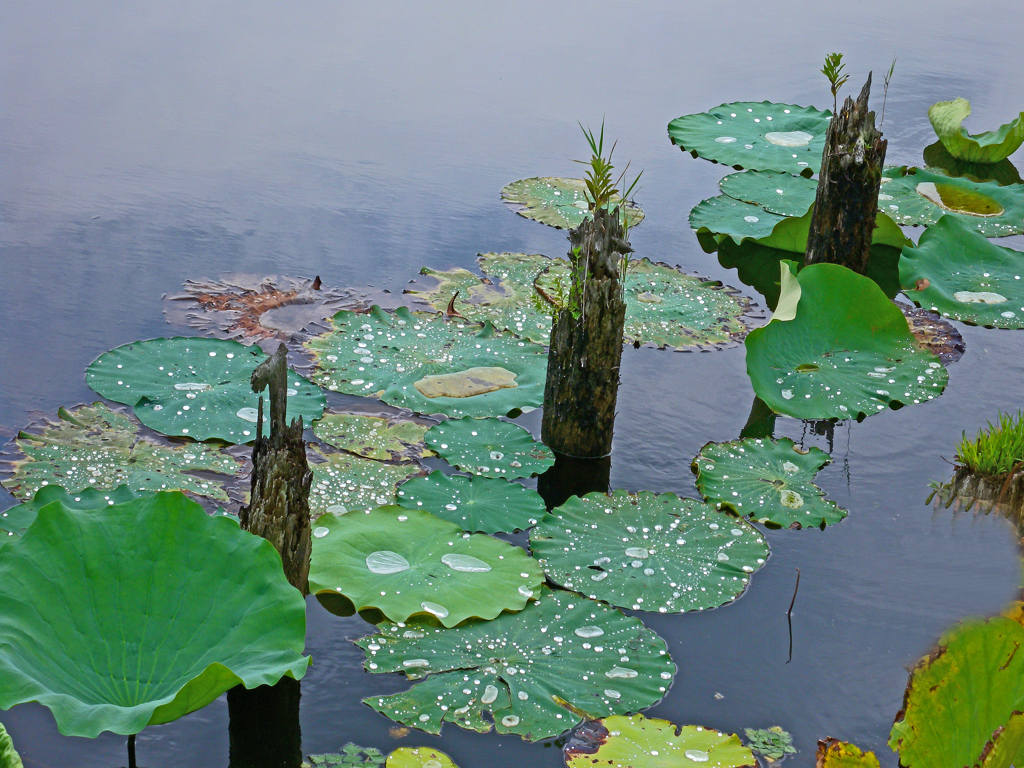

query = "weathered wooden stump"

[541,207,629,459]
[805,73,887,274]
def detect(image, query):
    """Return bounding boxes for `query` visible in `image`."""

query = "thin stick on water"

[786,568,801,664]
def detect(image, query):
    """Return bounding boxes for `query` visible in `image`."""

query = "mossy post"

[541,206,629,459]
[229,342,309,768]
[805,73,887,273]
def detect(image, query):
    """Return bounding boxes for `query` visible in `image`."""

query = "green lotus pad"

[923,142,1023,187]
[720,169,819,217]
[425,418,554,479]
[304,744,386,767]
[305,306,547,418]
[878,166,1024,237]
[564,714,756,768]
[308,446,423,518]
[929,98,1024,164]
[692,438,847,529]
[889,610,1024,768]
[0,723,23,768]
[309,505,543,627]
[358,587,675,741]
[313,413,432,462]
[86,336,326,443]
[745,264,947,420]
[816,739,881,768]
[0,492,310,738]
[530,490,768,613]
[0,403,239,502]
[500,177,644,230]
[669,101,832,177]
[395,471,546,533]
[1,484,139,544]
[900,215,1024,329]
[387,747,459,768]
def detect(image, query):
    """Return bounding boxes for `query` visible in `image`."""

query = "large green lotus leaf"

[816,739,882,768]
[530,490,768,613]
[305,306,547,418]
[745,264,947,420]
[424,417,554,479]
[720,169,819,217]
[86,337,326,443]
[899,215,1024,329]
[500,177,644,230]
[1,484,139,544]
[929,98,1024,164]
[668,102,832,177]
[0,723,23,768]
[692,438,846,529]
[386,747,459,768]
[889,612,1024,768]
[0,403,239,502]
[395,470,546,533]
[358,588,675,741]
[313,413,431,462]
[564,714,756,768]
[0,492,310,737]
[923,141,1023,187]
[308,446,423,518]
[878,167,1024,237]
[308,505,543,627]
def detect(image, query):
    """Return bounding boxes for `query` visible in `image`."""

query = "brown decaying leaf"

[896,301,965,365]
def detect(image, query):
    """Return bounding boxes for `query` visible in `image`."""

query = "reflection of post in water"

[538,452,612,511]
[740,397,777,440]
[229,343,311,768]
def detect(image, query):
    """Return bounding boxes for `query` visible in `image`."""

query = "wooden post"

[541,207,629,458]
[805,74,887,274]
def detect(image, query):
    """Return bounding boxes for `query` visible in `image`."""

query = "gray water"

[3,2,1024,766]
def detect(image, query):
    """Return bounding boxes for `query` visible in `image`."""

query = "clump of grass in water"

[956,410,1024,477]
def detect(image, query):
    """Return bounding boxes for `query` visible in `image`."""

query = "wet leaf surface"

[0,722,23,768]
[307,445,424,518]
[814,738,881,768]
[358,588,675,741]
[395,470,546,533]
[693,437,847,529]
[500,177,643,230]
[314,412,432,462]
[425,417,553,479]
[530,490,769,613]
[928,98,1024,164]
[0,484,140,544]
[386,746,460,768]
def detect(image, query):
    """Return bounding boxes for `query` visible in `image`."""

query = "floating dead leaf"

[413,367,518,399]
[815,738,880,767]
[896,301,966,365]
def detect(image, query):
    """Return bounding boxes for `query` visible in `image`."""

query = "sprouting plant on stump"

[881,56,897,124]
[821,52,850,113]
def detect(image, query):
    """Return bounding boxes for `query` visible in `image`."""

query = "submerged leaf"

[395,470,546,533]
[928,98,1024,164]
[530,490,769,613]
[745,264,947,420]
[669,101,832,176]
[358,588,675,741]
[425,418,554,479]
[815,738,880,768]
[564,714,756,768]
[309,505,543,627]
[0,722,23,768]
[0,492,310,737]
[313,412,432,462]
[308,445,423,518]
[87,337,326,443]
[693,438,846,529]
[900,215,1024,329]
[0,403,239,502]
[501,177,644,230]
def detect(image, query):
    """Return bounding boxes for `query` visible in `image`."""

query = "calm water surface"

[3,2,1024,766]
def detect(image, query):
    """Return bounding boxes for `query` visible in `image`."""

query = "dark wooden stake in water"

[541,206,629,459]
[804,73,887,274]
[127,733,136,768]
[228,342,310,768]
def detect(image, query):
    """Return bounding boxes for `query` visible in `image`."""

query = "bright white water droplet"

[518,585,534,598]
[402,658,429,668]
[744,215,759,223]
[481,684,499,704]
[575,626,605,638]
[365,550,410,574]
[685,749,710,762]
[606,667,639,679]
[714,136,737,143]
[780,490,804,508]
[421,601,449,619]
[236,407,262,423]
[781,389,794,400]
[313,526,329,538]
[782,461,799,473]
[604,689,621,699]
[175,382,212,391]
[954,290,1007,304]
[441,553,491,572]
[489,451,504,461]
[624,547,649,559]
[501,715,520,727]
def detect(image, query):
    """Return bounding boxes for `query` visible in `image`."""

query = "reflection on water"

[3,1,1024,766]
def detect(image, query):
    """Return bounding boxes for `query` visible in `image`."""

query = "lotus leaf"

[0,492,310,737]
[0,403,239,502]
[692,438,846,529]
[305,306,547,418]
[1,484,139,544]
[500,177,644,230]
[923,142,1022,187]
[87,337,326,443]
[424,418,553,479]
[745,264,947,420]
[387,747,459,768]
[720,169,819,217]
[889,611,1024,768]
[0,723,23,768]
[928,98,1024,164]
[313,413,431,462]
[358,588,675,741]
[308,505,543,627]
[900,216,1024,330]
[878,167,1024,237]
[668,102,832,177]
[308,446,423,518]
[395,470,545,533]
[564,714,756,768]
[304,744,386,767]
[530,490,768,613]
[815,739,880,768]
